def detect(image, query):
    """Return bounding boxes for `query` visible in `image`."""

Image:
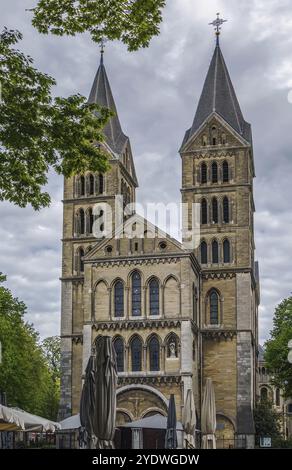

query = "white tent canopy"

[120,414,183,431]
[59,414,81,430]
[0,404,61,432]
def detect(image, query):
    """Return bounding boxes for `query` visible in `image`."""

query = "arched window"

[222,133,227,145]
[149,336,160,371]
[132,272,141,316]
[223,239,231,263]
[76,209,85,235]
[200,241,208,264]
[212,240,219,264]
[276,388,280,407]
[89,174,95,195]
[99,174,104,194]
[114,338,124,372]
[86,208,94,234]
[212,126,217,146]
[149,278,159,316]
[260,387,268,402]
[201,163,207,184]
[127,188,131,207]
[212,162,218,183]
[201,199,208,225]
[210,290,219,325]
[212,198,218,224]
[114,281,124,317]
[80,176,85,196]
[131,337,142,371]
[76,247,84,273]
[223,161,229,183]
[223,197,230,223]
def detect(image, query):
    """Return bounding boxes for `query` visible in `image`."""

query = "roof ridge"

[219,48,243,135]
[213,45,219,112]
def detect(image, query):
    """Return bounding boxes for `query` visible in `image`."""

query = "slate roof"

[88,55,128,156]
[182,44,251,149]
[258,345,265,362]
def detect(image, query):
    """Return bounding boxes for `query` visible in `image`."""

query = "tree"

[31,0,166,52]
[254,401,282,446]
[41,336,61,383]
[0,274,59,419]
[0,28,112,210]
[265,297,292,398]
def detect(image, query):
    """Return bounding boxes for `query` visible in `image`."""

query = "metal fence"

[216,436,247,449]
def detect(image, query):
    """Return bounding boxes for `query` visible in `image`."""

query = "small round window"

[159,241,167,250]
[105,245,113,254]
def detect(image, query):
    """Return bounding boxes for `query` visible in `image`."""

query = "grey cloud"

[1,0,292,342]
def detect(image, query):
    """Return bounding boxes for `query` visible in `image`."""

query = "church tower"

[59,51,138,419]
[180,24,260,445]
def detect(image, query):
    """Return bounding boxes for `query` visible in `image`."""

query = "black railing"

[216,436,247,449]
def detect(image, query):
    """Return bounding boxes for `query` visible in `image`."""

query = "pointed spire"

[100,37,106,66]
[88,45,128,155]
[181,31,251,149]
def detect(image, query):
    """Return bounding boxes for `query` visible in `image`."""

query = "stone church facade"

[59,37,260,447]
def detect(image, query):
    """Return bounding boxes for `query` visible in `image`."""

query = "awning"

[59,414,81,430]
[0,405,61,432]
[119,414,183,431]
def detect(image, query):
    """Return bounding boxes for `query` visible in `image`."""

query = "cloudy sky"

[1,0,292,345]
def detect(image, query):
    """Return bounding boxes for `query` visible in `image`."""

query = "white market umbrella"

[201,378,216,449]
[182,389,197,448]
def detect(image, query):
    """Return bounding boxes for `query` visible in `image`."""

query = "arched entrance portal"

[116,385,168,449]
[215,414,236,449]
[117,385,168,421]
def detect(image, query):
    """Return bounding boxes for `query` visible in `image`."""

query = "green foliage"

[254,401,282,446]
[265,297,292,398]
[0,274,59,420]
[0,28,112,210]
[41,336,61,383]
[31,0,166,51]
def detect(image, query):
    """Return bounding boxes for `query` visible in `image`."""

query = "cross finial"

[209,13,227,45]
[99,37,107,65]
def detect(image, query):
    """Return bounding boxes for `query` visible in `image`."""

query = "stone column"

[236,273,255,447]
[143,345,147,372]
[125,345,129,372]
[132,429,143,449]
[59,281,73,419]
[82,324,92,374]
[181,320,194,403]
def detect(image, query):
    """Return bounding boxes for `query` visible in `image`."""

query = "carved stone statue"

[169,341,177,358]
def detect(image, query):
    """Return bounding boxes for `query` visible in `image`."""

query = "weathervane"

[209,13,227,45]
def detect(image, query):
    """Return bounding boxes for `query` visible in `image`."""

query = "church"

[59,25,260,448]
